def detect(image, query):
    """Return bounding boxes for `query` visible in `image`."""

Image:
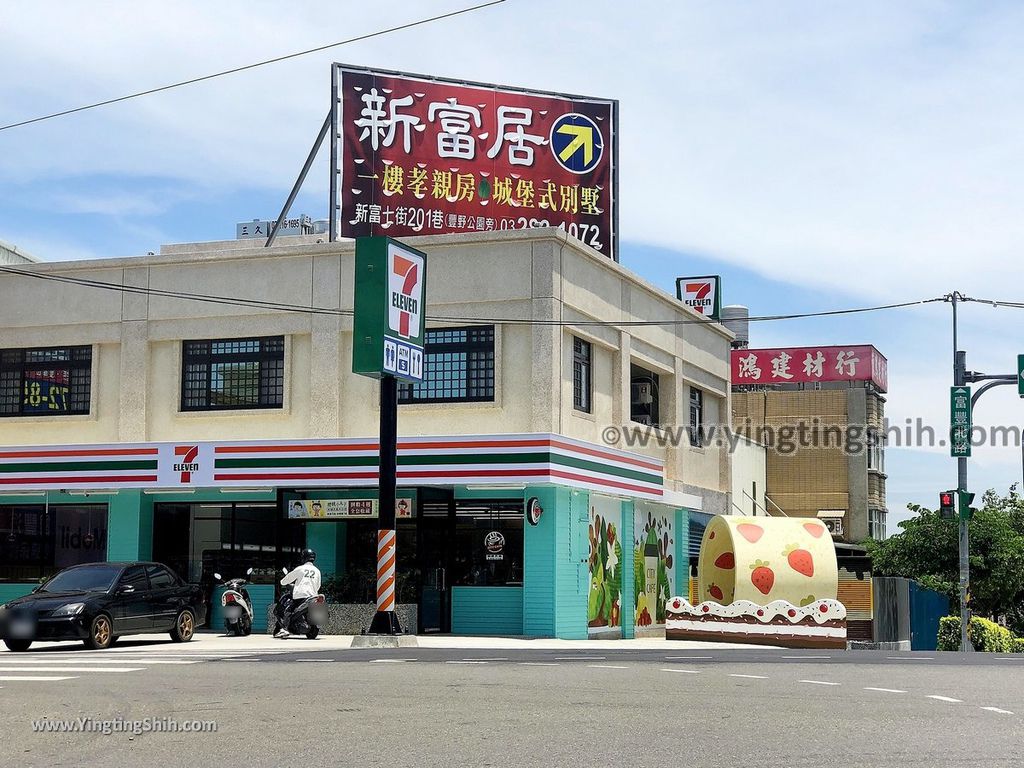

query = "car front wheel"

[84,614,113,650]
[3,639,32,652]
[170,609,195,643]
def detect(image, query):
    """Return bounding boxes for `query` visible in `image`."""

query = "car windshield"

[40,566,121,594]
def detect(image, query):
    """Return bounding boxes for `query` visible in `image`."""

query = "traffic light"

[959,490,977,521]
[939,491,956,519]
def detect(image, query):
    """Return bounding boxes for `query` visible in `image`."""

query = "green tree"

[866,487,1024,634]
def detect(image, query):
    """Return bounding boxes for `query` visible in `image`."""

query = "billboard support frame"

[265,109,331,248]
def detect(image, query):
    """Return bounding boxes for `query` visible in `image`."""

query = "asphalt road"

[2,641,1022,768]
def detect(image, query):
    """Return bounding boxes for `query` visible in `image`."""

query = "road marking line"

[218,658,261,662]
[554,656,605,660]
[445,660,488,664]
[0,676,77,681]
[981,707,1015,715]
[464,657,508,662]
[664,656,712,660]
[888,657,933,661]
[295,659,334,662]
[783,655,831,660]
[588,664,629,670]
[0,667,143,673]
[661,668,700,674]
[729,674,769,679]
[799,680,840,686]
[865,687,907,694]
[995,657,1024,661]
[927,695,962,703]
[0,658,200,666]
[369,659,416,663]
[520,662,559,666]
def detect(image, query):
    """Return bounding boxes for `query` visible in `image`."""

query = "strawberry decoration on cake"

[783,544,814,577]
[749,560,775,595]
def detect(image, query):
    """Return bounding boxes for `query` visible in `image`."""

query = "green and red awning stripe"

[212,452,660,487]
[0,447,158,460]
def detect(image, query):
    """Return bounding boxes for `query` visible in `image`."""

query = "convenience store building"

[0,228,733,638]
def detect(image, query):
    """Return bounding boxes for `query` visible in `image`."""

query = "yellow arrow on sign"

[556,123,594,166]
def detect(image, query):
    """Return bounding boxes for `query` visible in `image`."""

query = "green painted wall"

[0,584,34,603]
[620,499,636,640]
[106,490,153,561]
[306,523,345,579]
[523,486,590,640]
[451,587,523,635]
[210,584,275,632]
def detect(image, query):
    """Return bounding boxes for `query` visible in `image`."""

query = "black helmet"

[301,548,316,564]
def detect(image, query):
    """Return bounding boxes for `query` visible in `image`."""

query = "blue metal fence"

[909,581,949,651]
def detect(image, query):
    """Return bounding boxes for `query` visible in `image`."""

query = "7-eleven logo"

[173,445,200,484]
[388,245,424,340]
[679,278,718,316]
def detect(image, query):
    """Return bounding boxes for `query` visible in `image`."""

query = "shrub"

[937,616,1014,652]
[1011,636,1024,654]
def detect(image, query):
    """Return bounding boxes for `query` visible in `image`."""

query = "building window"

[689,387,704,447]
[867,429,885,473]
[398,326,495,404]
[629,364,660,427]
[0,346,92,417]
[181,336,284,411]
[869,508,887,540]
[0,505,108,582]
[572,337,592,413]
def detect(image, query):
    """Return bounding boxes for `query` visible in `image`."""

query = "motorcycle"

[214,568,255,637]
[273,567,328,639]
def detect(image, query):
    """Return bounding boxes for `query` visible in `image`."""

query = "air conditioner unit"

[631,381,653,405]
[822,518,844,537]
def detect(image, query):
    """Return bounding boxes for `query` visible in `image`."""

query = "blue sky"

[1,1,1022,530]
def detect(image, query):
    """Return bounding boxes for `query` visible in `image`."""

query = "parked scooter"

[273,567,328,639]
[214,568,255,637]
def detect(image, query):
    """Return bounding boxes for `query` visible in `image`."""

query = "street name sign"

[950,386,972,458]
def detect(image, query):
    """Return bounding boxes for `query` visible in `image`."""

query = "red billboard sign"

[331,65,618,260]
[731,345,888,392]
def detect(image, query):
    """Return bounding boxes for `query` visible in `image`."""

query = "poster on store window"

[588,495,623,637]
[633,503,675,630]
[287,497,414,520]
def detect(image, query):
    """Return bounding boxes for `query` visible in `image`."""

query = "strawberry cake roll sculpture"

[666,516,847,648]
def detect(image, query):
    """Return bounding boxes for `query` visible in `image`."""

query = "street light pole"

[951,293,971,653]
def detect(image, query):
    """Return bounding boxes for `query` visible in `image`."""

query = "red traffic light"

[939,491,957,518]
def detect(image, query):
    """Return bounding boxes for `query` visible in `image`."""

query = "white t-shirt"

[281,564,321,600]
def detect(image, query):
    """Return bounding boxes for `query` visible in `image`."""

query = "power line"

[0,1,506,133]
[0,263,946,327]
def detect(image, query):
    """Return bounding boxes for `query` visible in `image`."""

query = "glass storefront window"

[0,504,108,582]
[450,502,523,588]
[152,502,304,587]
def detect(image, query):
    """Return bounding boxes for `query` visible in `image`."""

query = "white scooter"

[214,568,254,637]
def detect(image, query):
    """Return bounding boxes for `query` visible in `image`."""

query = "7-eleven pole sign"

[352,237,427,381]
[675,275,721,321]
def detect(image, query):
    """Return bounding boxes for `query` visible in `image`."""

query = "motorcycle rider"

[275,548,321,638]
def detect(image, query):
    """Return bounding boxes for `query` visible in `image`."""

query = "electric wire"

[0,263,946,327]
[0,1,506,132]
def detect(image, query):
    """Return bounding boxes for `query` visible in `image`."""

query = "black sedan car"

[0,562,206,652]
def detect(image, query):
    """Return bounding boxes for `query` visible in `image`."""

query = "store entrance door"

[417,489,454,634]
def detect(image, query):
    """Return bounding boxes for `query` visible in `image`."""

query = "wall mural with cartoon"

[587,496,623,636]
[633,502,675,630]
